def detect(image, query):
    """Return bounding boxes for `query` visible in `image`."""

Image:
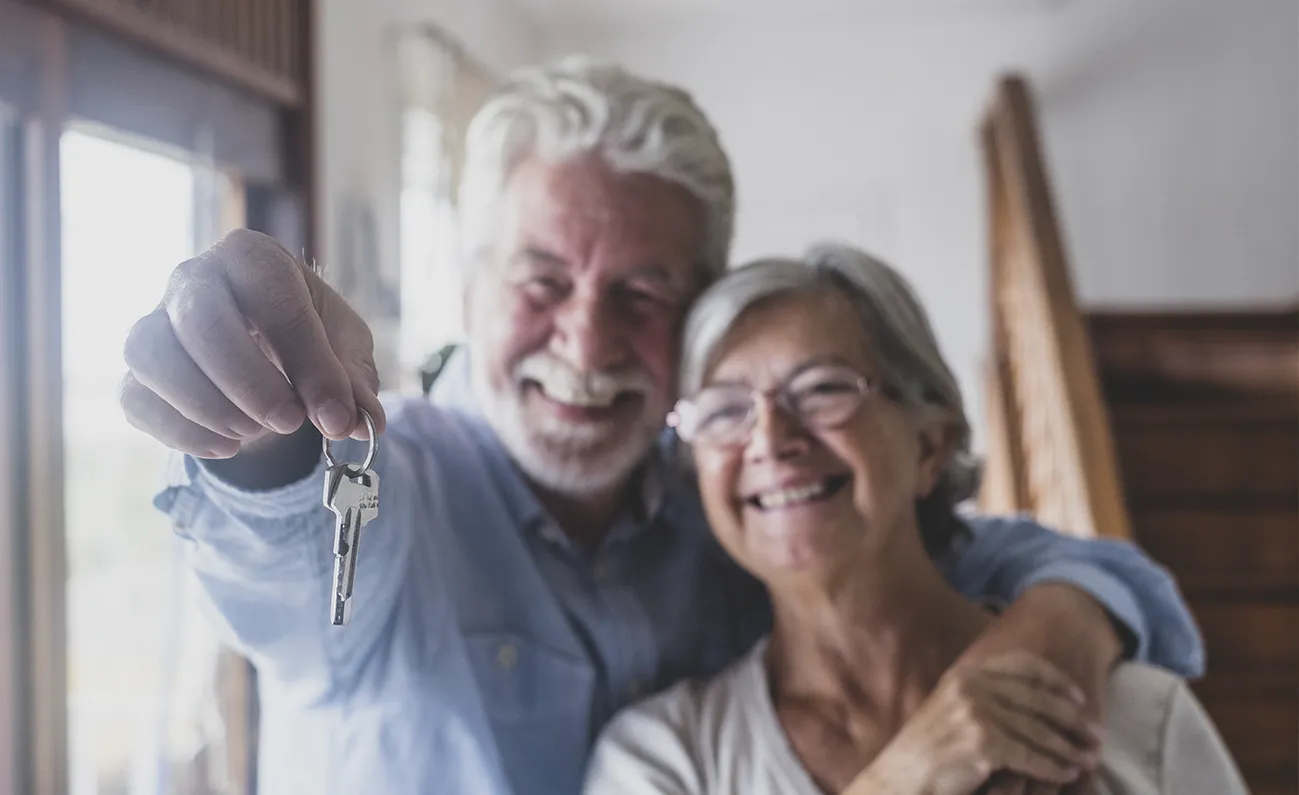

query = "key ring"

[322,406,378,473]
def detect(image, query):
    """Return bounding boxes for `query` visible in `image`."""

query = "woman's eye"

[699,402,749,428]
[802,379,855,396]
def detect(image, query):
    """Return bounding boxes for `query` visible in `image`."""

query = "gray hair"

[680,242,983,514]
[460,55,735,278]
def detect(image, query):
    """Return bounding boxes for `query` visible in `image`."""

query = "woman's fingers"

[982,722,1083,786]
[983,773,1031,795]
[979,651,1087,705]
[981,694,1098,771]
[986,676,1098,746]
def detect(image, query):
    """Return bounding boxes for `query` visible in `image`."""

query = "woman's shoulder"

[583,642,770,795]
[1103,661,1184,714]
[1098,663,1248,795]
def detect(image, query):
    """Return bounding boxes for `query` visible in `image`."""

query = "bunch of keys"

[322,407,380,627]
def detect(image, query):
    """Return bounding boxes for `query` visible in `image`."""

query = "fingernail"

[1066,766,1081,780]
[1070,687,1087,705]
[229,418,266,439]
[205,439,240,459]
[266,401,305,434]
[316,399,352,437]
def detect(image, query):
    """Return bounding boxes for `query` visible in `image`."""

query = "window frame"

[0,1,315,792]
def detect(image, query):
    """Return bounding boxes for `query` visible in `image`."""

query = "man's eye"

[618,283,679,313]
[522,277,565,302]
[631,291,666,309]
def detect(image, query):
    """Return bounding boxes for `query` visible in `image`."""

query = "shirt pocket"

[464,632,596,794]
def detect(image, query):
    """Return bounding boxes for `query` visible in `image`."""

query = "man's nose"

[550,290,628,372]
[744,398,811,463]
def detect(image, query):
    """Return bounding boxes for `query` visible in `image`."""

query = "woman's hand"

[845,651,1102,795]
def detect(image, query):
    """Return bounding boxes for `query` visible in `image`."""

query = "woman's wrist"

[843,739,932,795]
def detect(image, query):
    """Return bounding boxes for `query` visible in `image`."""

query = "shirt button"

[538,522,567,547]
[496,643,518,670]
[627,678,643,699]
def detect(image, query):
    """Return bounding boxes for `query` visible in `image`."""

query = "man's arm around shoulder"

[942,513,1204,681]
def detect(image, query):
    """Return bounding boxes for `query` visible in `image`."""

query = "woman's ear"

[915,419,959,499]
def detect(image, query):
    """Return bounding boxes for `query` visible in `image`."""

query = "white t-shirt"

[583,639,1247,795]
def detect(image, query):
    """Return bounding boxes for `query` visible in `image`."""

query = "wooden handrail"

[978,75,1133,540]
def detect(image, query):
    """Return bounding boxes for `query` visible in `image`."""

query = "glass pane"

[399,106,464,392]
[61,127,249,795]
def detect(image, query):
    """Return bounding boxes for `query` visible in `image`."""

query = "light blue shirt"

[153,351,1204,795]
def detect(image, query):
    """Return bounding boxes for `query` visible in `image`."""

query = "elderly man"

[122,58,1202,795]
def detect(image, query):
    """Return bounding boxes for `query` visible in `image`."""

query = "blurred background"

[0,1,1295,794]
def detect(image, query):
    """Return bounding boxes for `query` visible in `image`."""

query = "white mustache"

[515,352,653,408]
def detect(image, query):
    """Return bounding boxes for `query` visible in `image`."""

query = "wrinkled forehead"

[499,155,707,273]
[702,288,878,388]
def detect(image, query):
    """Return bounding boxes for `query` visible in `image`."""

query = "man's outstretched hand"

[120,229,385,468]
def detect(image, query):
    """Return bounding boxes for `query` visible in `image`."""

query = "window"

[396,29,495,392]
[60,126,252,795]
[1,5,307,792]
[399,105,464,391]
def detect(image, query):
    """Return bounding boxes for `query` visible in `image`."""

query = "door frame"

[0,5,69,794]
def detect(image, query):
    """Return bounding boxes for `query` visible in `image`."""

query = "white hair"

[459,55,735,278]
[680,242,983,512]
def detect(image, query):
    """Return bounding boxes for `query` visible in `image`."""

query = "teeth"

[542,380,619,408]
[756,481,828,510]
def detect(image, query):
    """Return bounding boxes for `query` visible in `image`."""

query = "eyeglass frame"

[666,363,892,448]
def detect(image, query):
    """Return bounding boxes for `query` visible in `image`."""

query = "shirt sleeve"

[152,408,430,707]
[941,514,1205,678]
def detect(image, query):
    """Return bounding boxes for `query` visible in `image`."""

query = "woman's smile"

[741,473,853,512]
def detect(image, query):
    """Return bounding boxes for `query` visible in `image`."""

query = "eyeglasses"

[667,364,884,448]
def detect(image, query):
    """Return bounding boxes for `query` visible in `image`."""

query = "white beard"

[472,353,666,497]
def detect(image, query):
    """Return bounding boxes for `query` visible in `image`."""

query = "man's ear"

[915,419,959,499]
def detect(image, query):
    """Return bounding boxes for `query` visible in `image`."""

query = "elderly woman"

[582,244,1246,795]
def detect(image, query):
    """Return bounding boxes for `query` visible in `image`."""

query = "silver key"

[324,464,379,626]
[321,407,381,627]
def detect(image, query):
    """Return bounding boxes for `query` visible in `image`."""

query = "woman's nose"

[744,398,810,463]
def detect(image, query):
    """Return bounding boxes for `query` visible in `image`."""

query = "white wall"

[544,0,1299,446]
[314,0,541,383]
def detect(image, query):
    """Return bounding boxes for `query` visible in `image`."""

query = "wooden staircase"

[1092,309,1298,795]
[979,76,1299,795]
